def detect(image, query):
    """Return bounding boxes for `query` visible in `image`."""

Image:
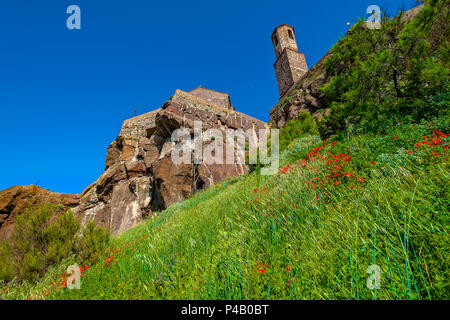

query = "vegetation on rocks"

[319,0,449,136]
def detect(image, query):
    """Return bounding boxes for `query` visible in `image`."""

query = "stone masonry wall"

[274,49,308,98]
[271,24,298,59]
[189,87,232,110]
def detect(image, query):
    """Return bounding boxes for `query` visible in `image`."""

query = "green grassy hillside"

[3,119,448,300]
[1,0,448,301]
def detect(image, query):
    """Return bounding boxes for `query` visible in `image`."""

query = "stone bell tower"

[272,24,308,98]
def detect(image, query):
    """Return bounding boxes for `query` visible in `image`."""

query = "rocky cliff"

[0,89,267,238]
[75,89,267,234]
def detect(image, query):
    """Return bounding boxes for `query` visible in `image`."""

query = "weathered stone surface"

[151,155,194,209]
[189,86,234,110]
[105,140,121,168]
[0,185,79,241]
[0,87,267,238]
[0,89,265,238]
[72,88,268,235]
[272,25,309,98]
[125,160,147,178]
[108,177,152,234]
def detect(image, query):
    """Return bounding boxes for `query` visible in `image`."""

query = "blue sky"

[0,0,418,194]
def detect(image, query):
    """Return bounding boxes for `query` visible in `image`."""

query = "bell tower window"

[288,29,294,40]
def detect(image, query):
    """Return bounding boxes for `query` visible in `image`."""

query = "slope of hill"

[2,119,448,300]
[0,0,448,300]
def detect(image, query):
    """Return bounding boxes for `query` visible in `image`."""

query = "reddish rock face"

[0,90,267,237]
[0,185,79,241]
[0,94,269,240]
[72,90,268,235]
[151,155,194,209]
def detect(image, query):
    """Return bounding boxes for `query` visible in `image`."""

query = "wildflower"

[257,263,269,274]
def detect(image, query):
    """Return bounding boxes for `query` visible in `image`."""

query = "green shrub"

[0,242,13,282]
[5,204,80,281]
[76,221,110,263]
[0,204,109,283]
[279,112,319,151]
[319,0,449,137]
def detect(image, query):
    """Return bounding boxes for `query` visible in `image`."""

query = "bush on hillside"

[0,204,110,283]
[76,221,110,263]
[319,0,449,137]
[279,112,319,151]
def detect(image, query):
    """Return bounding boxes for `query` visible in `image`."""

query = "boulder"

[0,185,79,241]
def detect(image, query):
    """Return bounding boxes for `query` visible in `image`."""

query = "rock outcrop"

[73,89,267,235]
[0,185,79,240]
[0,89,267,238]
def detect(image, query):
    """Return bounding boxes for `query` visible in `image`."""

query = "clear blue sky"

[0,0,417,194]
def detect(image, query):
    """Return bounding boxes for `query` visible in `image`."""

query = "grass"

[1,121,448,300]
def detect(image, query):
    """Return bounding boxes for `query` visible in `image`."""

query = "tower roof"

[271,24,295,38]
